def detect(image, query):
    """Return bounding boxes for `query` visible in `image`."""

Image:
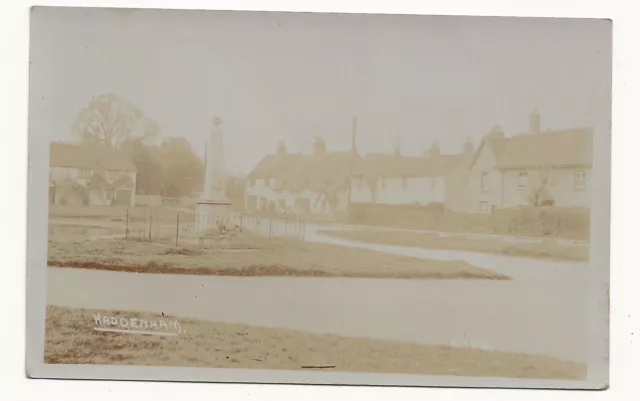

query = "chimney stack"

[463,137,474,157]
[313,136,326,155]
[277,140,287,156]
[428,140,441,158]
[487,125,505,139]
[530,108,541,134]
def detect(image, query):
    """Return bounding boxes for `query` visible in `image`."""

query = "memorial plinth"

[196,116,232,233]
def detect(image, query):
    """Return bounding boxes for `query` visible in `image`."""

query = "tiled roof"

[50,142,137,172]
[485,128,593,169]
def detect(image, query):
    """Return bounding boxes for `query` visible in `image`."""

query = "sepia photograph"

[25,7,611,389]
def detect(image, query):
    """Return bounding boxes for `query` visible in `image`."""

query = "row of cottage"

[245,110,592,215]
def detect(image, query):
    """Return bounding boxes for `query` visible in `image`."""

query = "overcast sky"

[30,8,611,175]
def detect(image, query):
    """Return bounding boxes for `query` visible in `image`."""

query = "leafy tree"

[122,140,165,195]
[159,137,204,198]
[73,93,159,148]
[225,175,246,201]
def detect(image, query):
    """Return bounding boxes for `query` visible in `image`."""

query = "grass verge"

[317,229,589,262]
[47,237,509,280]
[45,305,585,380]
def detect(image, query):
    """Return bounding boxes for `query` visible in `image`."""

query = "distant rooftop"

[482,127,593,169]
[49,142,137,172]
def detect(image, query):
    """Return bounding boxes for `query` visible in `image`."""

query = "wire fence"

[124,209,307,248]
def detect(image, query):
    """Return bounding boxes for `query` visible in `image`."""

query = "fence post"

[176,213,180,248]
[125,208,129,240]
[148,215,152,243]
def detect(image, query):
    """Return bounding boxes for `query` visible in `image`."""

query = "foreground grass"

[47,236,509,280]
[317,229,589,262]
[44,305,585,380]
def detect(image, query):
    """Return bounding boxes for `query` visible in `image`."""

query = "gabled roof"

[353,153,468,178]
[247,151,361,192]
[473,128,593,170]
[50,142,137,172]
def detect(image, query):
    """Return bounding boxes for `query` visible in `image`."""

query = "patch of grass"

[47,237,510,280]
[44,305,586,380]
[317,229,589,262]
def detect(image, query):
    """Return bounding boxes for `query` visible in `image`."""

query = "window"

[402,177,408,190]
[517,172,528,189]
[262,179,269,187]
[380,178,386,190]
[574,170,587,189]
[431,178,436,190]
[106,170,121,181]
[480,173,489,192]
[278,199,286,210]
[478,201,489,214]
[248,179,256,187]
[107,189,116,200]
[354,177,364,190]
[78,168,92,178]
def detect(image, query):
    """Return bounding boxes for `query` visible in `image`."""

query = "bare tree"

[314,181,345,213]
[526,166,555,207]
[72,93,159,148]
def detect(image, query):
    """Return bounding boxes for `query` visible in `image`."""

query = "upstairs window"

[78,168,92,179]
[480,173,489,192]
[106,170,121,181]
[517,172,528,190]
[574,170,587,190]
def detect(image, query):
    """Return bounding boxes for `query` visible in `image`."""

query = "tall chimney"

[530,108,541,134]
[351,117,358,155]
